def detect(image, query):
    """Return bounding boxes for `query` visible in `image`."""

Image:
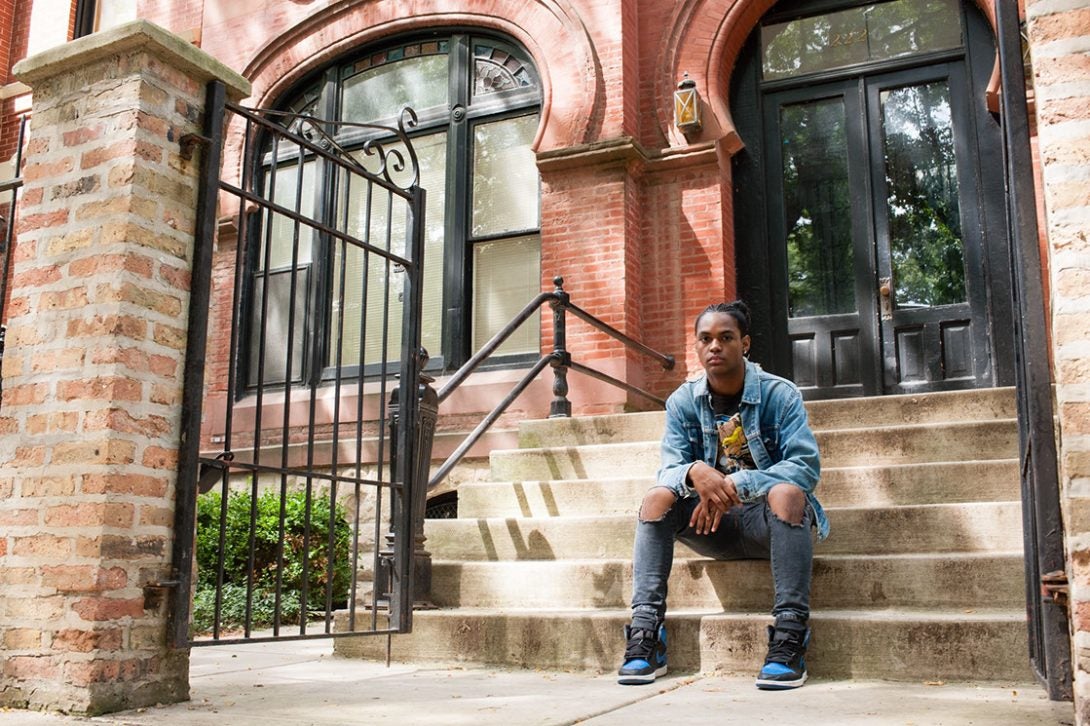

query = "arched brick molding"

[239,0,601,153]
[655,0,1001,155]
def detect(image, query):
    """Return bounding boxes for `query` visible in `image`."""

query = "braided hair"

[694,300,751,336]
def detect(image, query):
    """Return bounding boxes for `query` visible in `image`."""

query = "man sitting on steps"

[618,300,829,690]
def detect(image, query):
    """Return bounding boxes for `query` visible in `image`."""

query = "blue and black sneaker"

[617,622,667,685]
[755,617,810,690]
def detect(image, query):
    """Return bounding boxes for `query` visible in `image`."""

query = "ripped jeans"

[629,489,813,632]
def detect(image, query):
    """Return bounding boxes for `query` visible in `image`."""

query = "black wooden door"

[764,61,992,397]
[764,80,879,398]
[867,63,992,394]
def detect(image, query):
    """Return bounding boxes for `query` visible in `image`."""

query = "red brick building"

[0,0,1044,403]
[4,0,1090,720]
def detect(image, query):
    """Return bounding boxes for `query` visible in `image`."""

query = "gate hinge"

[179,132,213,161]
[142,580,180,611]
[1041,570,1069,608]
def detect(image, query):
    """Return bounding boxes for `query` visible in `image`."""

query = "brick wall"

[1026,0,1090,721]
[640,154,729,394]
[136,0,203,43]
[0,0,738,424]
[0,0,17,84]
[8,0,31,68]
[0,21,248,715]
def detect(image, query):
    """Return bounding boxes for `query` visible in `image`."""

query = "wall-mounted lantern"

[673,73,701,132]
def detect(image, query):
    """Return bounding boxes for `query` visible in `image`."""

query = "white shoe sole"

[617,664,667,685]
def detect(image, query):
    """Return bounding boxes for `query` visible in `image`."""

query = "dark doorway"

[732,0,1015,398]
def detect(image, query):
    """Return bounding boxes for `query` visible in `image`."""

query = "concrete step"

[456,459,1019,518]
[334,607,1033,683]
[491,420,1018,481]
[516,387,1018,448]
[429,552,1026,610]
[425,502,1023,560]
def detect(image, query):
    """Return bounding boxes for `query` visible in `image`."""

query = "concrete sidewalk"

[0,639,1076,725]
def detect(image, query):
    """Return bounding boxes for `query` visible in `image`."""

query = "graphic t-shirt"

[710,391,755,475]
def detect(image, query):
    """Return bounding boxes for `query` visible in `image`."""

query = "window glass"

[95,0,137,32]
[473,235,541,355]
[341,49,449,124]
[472,114,540,237]
[762,0,962,81]
[881,81,966,307]
[330,132,447,368]
[248,268,308,385]
[780,98,856,317]
[259,160,316,271]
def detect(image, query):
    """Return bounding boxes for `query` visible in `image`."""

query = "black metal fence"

[0,114,29,407]
[170,81,427,647]
[995,0,1073,700]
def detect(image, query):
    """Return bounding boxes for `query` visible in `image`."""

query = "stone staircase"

[336,387,1035,683]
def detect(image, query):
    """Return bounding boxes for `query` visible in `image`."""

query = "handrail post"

[411,365,439,606]
[380,349,438,609]
[549,276,572,418]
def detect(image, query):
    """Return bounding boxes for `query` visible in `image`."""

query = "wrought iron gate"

[0,114,29,408]
[995,0,1072,700]
[169,81,427,647]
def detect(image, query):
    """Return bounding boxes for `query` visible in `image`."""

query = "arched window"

[247,32,542,386]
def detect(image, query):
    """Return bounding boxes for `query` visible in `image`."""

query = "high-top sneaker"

[617,622,668,685]
[755,615,810,690]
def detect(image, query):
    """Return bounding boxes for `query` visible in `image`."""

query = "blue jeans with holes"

[629,489,813,631]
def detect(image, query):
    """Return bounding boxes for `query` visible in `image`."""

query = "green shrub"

[192,583,301,633]
[194,488,353,632]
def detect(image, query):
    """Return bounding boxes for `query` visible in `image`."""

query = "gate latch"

[197,451,235,494]
[1041,570,1069,608]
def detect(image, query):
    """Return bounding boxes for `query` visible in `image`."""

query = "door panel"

[765,62,991,397]
[868,63,991,393]
[766,82,880,398]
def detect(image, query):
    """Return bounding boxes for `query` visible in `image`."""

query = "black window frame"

[243,30,543,392]
[73,0,97,38]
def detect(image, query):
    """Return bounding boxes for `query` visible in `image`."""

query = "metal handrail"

[436,290,556,403]
[424,276,675,490]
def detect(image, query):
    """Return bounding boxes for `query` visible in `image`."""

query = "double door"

[764,62,993,397]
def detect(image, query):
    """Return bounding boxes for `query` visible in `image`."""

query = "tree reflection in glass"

[880,82,966,308]
[781,98,856,318]
[762,0,962,81]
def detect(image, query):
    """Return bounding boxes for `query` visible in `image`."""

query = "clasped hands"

[687,461,742,535]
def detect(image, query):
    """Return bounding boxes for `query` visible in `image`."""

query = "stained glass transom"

[474,44,536,96]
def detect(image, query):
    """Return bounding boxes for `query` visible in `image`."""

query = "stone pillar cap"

[13,19,251,101]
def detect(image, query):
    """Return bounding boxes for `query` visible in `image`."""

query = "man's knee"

[639,488,677,522]
[767,483,806,525]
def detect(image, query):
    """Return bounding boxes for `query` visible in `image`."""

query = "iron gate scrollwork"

[169,80,427,646]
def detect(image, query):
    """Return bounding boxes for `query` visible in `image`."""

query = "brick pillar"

[1027,0,1090,721]
[0,21,248,715]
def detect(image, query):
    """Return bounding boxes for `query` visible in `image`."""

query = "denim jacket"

[657,359,829,540]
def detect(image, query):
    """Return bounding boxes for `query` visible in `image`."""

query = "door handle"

[879,276,893,320]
